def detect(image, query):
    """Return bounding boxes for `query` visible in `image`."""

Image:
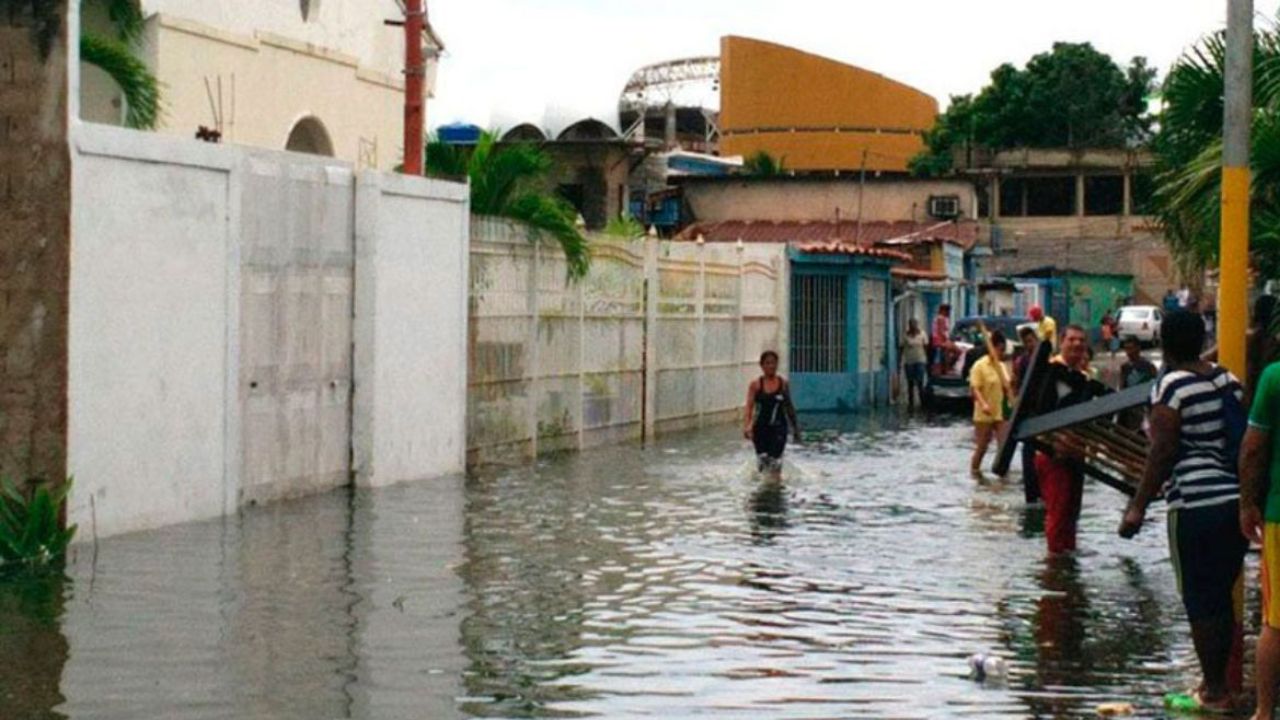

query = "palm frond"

[507,193,591,280]
[104,0,145,42]
[424,130,590,279]
[80,32,160,130]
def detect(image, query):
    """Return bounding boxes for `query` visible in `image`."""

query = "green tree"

[743,150,786,177]
[427,131,590,279]
[910,43,1155,176]
[1150,28,1280,276]
[81,0,161,129]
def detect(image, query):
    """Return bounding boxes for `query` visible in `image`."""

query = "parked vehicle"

[1115,305,1163,345]
[924,316,1030,408]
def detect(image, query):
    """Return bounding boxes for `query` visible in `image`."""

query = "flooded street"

[0,412,1232,718]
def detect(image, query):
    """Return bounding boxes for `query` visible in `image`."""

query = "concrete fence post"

[696,243,706,426]
[527,237,540,459]
[577,273,586,451]
[643,236,659,444]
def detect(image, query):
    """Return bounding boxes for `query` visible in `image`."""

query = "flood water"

[0,412,1249,719]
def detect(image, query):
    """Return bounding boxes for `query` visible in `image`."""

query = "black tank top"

[754,377,790,429]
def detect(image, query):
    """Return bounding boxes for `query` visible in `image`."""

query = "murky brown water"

[0,412,1248,718]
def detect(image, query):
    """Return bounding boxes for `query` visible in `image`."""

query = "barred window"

[791,275,847,373]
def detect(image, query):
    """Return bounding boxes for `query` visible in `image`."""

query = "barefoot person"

[969,329,1009,477]
[1119,311,1247,714]
[743,351,800,473]
[1242,359,1280,720]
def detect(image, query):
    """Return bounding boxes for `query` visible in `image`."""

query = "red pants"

[1036,452,1083,554]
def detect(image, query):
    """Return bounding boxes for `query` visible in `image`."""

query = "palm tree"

[1151,25,1280,277]
[426,130,590,279]
[743,150,786,177]
[80,0,161,129]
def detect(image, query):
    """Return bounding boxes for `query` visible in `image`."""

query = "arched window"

[285,117,335,157]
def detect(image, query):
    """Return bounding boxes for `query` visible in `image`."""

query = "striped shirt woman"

[1150,367,1244,511]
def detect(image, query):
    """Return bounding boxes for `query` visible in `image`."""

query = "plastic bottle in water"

[968,653,1007,681]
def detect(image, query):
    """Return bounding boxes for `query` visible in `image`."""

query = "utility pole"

[402,0,426,175]
[1220,0,1252,378]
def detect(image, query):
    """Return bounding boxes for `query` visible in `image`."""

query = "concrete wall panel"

[353,173,470,487]
[68,124,468,537]
[68,127,235,536]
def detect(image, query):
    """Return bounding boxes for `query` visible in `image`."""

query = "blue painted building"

[787,244,906,412]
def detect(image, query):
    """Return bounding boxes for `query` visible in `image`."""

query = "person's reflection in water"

[0,570,70,720]
[1018,554,1171,718]
[749,480,789,545]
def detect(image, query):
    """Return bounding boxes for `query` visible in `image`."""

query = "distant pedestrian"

[1118,336,1158,431]
[1164,289,1181,313]
[1178,283,1195,310]
[1029,305,1058,351]
[1100,310,1118,354]
[1241,359,1280,720]
[1013,326,1041,504]
[1119,311,1246,715]
[931,304,953,375]
[743,351,800,475]
[899,318,928,410]
[969,329,1009,477]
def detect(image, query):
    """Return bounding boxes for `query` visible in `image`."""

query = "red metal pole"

[403,0,425,175]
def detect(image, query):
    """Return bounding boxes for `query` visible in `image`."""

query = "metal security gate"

[239,159,355,503]
[790,274,847,373]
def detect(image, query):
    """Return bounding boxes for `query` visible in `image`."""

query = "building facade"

[79,0,441,171]
[718,36,937,174]
[968,148,1177,304]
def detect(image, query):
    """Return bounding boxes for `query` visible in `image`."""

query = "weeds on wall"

[0,478,77,571]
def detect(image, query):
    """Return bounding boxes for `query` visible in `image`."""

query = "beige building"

[678,176,978,226]
[965,148,1178,304]
[79,0,442,171]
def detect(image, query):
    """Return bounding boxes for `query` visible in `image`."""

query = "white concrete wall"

[353,173,469,487]
[67,123,468,538]
[68,125,239,537]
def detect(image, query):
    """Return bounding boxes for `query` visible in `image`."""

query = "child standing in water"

[744,351,800,473]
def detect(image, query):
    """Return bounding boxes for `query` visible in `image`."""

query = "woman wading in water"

[744,351,800,474]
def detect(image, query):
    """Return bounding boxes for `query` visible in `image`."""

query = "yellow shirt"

[1037,316,1058,349]
[969,355,1006,423]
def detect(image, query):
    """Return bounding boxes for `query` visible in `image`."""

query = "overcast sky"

[427,0,1280,132]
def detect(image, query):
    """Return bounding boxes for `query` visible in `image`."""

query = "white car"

[1116,305,1164,345]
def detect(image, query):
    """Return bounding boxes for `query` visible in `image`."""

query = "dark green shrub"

[0,479,77,570]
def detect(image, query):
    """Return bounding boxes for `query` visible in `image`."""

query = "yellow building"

[718,36,937,174]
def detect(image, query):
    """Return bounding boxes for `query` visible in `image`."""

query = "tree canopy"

[910,43,1156,176]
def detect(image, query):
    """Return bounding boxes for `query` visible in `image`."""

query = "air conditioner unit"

[928,195,961,219]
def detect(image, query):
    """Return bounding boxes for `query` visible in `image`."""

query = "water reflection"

[0,570,69,720]
[0,412,1224,718]
[748,479,789,544]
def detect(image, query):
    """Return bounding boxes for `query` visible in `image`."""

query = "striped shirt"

[1151,367,1244,511]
